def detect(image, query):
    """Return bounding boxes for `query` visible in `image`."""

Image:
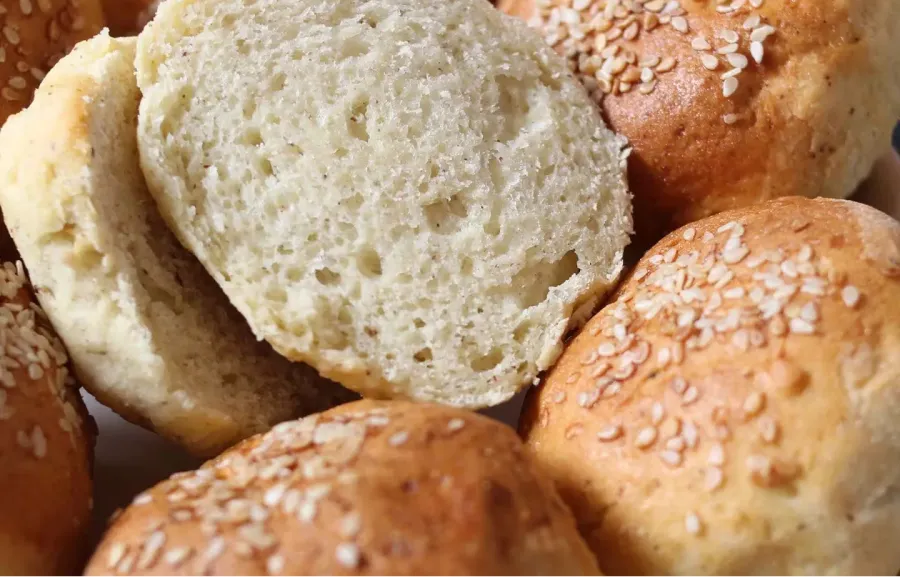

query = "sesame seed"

[31,425,46,458]
[263,483,288,507]
[682,420,698,448]
[842,285,860,308]
[759,417,779,443]
[685,512,702,535]
[665,437,685,452]
[340,512,362,538]
[335,543,361,568]
[750,41,764,63]
[133,493,153,506]
[447,418,466,432]
[707,443,725,466]
[701,54,719,70]
[670,376,688,395]
[718,29,739,44]
[266,554,285,575]
[722,76,739,97]
[726,53,748,69]
[722,113,738,125]
[597,424,623,441]
[659,450,683,467]
[750,25,775,43]
[742,391,765,418]
[298,500,317,523]
[671,16,688,33]
[164,547,192,567]
[651,402,665,425]
[597,342,616,357]
[704,467,724,491]
[106,543,127,569]
[634,426,658,449]
[743,14,761,29]
[789,318,814,335]
[681,386,700,405]
[388,431,409,446]
[137,531,166,570]
[691,36,711,51]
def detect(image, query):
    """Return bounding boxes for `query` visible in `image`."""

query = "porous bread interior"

[0,33,349,455]
[136,0,632,407]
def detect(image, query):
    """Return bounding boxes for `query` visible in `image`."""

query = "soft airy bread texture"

[0,33,355,457]
[0,0,104,123]
[135,0,632,408]
[86,400,600,576]
[499,0,900,243]
[520,197,900,574]
[0,261,95,575]
[101,0,158,36]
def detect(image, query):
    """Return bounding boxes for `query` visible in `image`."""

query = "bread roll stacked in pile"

[500,0,900,243]
[0,0,898,573]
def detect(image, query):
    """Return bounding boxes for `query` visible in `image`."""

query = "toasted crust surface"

[101,0,157,36]
[520,197,900,574]
[498,0,900,243]
[86,400,600,576]
[0,33,355,457]
[0,0,104,123]
[135,0,632,408]
[0,261,95,575]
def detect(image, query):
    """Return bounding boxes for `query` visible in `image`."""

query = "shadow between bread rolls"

[497,0,900,245]
[520,196,900,574]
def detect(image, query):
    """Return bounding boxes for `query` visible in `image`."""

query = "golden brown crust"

[0,0,105,124]
[520,197,900,574]
[86,400,599,576]
[497,0,900,244]
[0,261,95,574]
[101,0,156,36]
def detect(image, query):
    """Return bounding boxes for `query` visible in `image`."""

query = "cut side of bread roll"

[135,0,633,408]
[0,33,355,457]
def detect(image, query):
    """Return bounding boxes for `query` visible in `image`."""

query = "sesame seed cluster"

[100,407,472,575]
[527,0,776,122]
[542,208,870,535]
[1,0,93,105]
[0,260,86,458]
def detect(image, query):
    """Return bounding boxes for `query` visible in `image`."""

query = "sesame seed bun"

[0,261,95,574]
[86,400,600,576]
[497,0,900,244]
[0,0,104,124]
[101,0,157,36]
[519,197,900,574]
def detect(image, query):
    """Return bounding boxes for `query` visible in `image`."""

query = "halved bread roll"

[135,0,633,408]
[0,33,355,457]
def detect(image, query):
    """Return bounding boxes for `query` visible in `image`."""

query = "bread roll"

[135,0,632,408]
[498,0,900,243]
[101,0,157,36]
[520,197,900,574]
[0,0,104,123]
[0,32,355,457]
[86,400,600,575]
[0,260,95,574]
